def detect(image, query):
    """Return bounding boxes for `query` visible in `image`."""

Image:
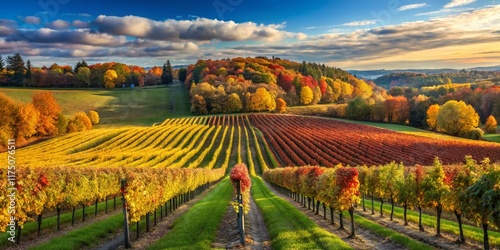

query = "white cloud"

[342,20,377,26]
[444,0,476,8]
[92,15,304,42]
[398,3,429,11]
[46,20,70,30]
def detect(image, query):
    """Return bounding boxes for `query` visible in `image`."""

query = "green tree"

[0,55,4,71]
[76,67,91,87]
[25,60,32,81]
[7,53,25,86]
[300,86,313,105]
[161,60,173,84]
[346,98,371,121]
[437,100,479,136]
[422,158,449,237]
[178,68,187,83]
[74,60,88,73]
[379,162,404,221]
[396,168,416,225]
[462,169,500,250]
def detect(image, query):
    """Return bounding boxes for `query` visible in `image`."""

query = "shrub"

[56,114,69,135]
[461,128,484,140]
[88,110,100,125]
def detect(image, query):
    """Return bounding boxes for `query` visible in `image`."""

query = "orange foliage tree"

[32,91,61,136]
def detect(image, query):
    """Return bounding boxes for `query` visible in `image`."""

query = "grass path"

[147,178,233,250]
[251,176,352,249]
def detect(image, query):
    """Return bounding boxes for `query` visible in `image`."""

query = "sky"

[0,0,499,70]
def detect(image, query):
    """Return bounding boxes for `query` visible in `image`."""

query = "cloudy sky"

[0,0,499,69]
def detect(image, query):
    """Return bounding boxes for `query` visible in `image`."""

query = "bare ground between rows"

[97,183,218,250]
[264,181,406,250]
[5,209,121,250]
[356,208,489,250]
[212,195,271,250]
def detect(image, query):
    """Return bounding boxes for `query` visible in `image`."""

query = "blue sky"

[0,0,498,69]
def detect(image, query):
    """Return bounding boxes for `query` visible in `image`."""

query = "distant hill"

[349,65,500,80]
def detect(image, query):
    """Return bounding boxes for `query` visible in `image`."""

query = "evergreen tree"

[161,60,173,84]
[178,68,187,83]
[25,60,32,79]
[7,53,25,86]
[74,60,88,73]
[0,55,4,71]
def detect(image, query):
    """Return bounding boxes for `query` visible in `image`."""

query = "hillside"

[183,57,378,114]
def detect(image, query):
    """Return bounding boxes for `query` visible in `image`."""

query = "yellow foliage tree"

[0,93,19,145]
[249,87,276,112]
[275,98,287,113]
[437,100,479,136]
[227,93,242,113]
[16,103,39,139]
[32,91,62,136]
[300,86,313,105]
[484,115,497,134]
[426,104,440,130]
[75,112,92,130]
[352,79,373,99]
[104,69,118,88]
[88,110,100,125]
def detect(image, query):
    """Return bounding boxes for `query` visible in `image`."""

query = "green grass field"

[0,83,190,127]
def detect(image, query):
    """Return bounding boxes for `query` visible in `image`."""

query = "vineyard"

[1,114,500,249]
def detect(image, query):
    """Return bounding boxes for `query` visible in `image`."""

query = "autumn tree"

[249,88,275,112]
[161,60,173,84]
[312,86,322,105]
[75,112,92,130]
[104,69,118,88]
[385,96,409,124]
[352,79,372,99]
[88,110,100,125]
[437,100,480,137]
[32,91,62,136]
[300,86,313,105]
[191,94,208,115]
[484,115,497,134]
[426,104,440,130]
[0,93,19,145]
[16,103,39,139]
[227,93,243,113]
[275,98,286,113]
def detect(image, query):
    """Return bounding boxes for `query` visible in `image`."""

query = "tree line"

[0,53,175,88]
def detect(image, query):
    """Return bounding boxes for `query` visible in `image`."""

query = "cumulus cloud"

[47,20,70,30]
[445,0,476,8]
[398,3,429,11]
[0,20,16,36]
[342,20,377,26]
[219,6,500,65]
[92,15,304,42]
[22,16,41,25]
